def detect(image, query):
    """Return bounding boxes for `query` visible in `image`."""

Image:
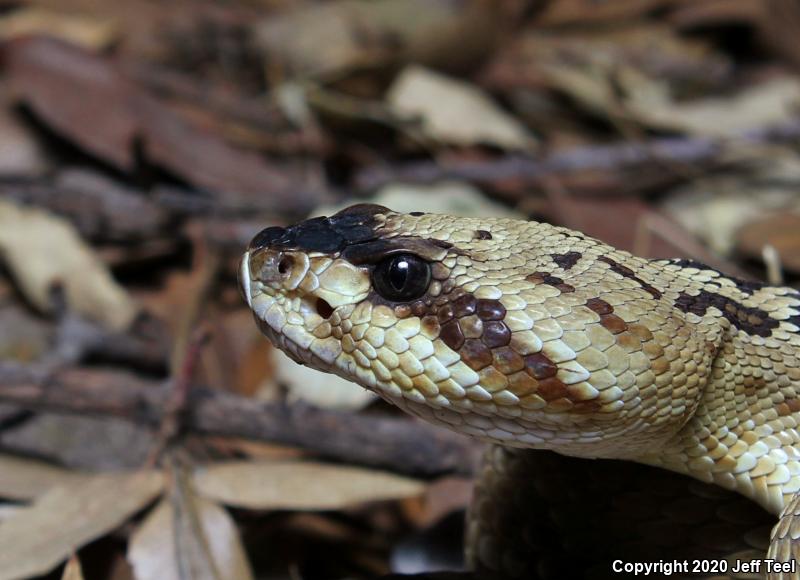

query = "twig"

[0,365,479,478]
[355,119,800,192]
[146,225,220,466]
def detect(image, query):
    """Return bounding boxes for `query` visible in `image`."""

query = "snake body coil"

[240,205,800,578]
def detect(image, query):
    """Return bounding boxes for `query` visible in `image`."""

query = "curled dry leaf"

[0,470,163,580]
[192,460,426,511]
[387,66,536,150]
[635,76,800,137]
[0,200,138,331]
[4,36,319,214]
[0,453,86,501]
[128,486,254,580]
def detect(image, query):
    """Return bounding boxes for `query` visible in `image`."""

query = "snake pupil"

[389,258,409,290]
[372,254,431,301]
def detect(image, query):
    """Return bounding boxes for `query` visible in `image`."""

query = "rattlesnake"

[239,204,800,579]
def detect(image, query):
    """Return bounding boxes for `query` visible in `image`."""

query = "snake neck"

[638,287,800,517]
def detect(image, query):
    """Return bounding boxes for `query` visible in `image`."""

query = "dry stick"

[0,365,478,478]
[355,119,800,191]
[146,226,221,466]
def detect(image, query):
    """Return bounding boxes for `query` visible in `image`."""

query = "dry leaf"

[634,76,800,136]
[0,107,49,177]
[736,213,800,274]
[0,7,116,49]
[61,555,84,580]
[0,471,163,580]
[661,157,800,256]
[5,36,319,214]
[0,200,138,330]
[255,0,511,79]
[193,460,425,511]
[128,480,254,580]
[387,66,536,150]
[272,348,376,411]
[0,454,85,501]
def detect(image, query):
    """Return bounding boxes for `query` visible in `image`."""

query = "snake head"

[241,204,707,458]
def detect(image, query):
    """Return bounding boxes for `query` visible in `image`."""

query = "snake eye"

[372,254,431,302]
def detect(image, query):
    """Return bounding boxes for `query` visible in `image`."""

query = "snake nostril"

[316,298,334,319]
[278,256,293,275]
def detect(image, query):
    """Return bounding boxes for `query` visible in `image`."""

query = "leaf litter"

[0,0,799,578]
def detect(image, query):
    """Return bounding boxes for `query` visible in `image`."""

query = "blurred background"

[0,0,799,578]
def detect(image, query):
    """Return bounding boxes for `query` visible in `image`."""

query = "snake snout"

[248,226,286,251]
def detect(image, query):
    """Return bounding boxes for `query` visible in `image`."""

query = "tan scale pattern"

[240,206,800,577]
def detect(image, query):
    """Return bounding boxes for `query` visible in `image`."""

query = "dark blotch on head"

[477,299,506,321]
[410,300,428,317]
[526,272,575,293]
[452,294,477,318]
[552,251,582,271]
[461,339,493,370]
[600,313,628,334]
[249,204,387,254]
[585,297,614,315]
[598,256,662,299]
[537,377,569,401]
[475,230,493,240]
[524,353,558,379]
[249,226,287,251]
[492,347,525,374]
[440,320,466,351]
[437,304,455,324]
[421,316,440,337]
[482,321,511,348]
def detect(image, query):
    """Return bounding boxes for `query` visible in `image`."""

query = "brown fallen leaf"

[0,454,86,501]
[4,36,320,214]
[254,0,517,80]
[0,199,138,331]
[736,213,800,274]
[661,158,800,258]
[192,460,426,511]
[128,470,254,580]
[0,470,163,580]
[547,190,750,278]
[61,555,85,580]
